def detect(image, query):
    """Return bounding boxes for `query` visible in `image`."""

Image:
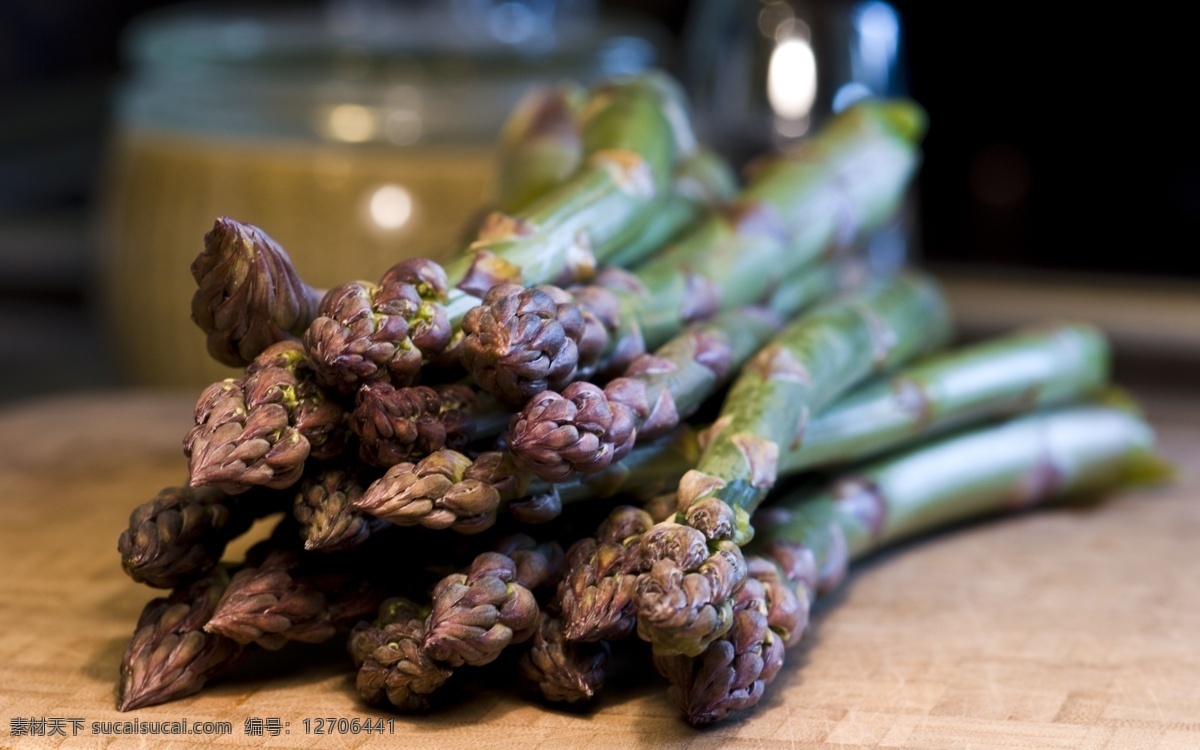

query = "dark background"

[0,1,1193,400]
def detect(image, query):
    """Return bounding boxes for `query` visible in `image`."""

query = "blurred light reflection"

[325,104,378,142]
[851,1,901,97]
[369,184,414,230]
[767,33,817,124]
[757,1,793,37]
[833,81,872,112]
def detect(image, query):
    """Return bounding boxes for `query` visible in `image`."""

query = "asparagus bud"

[558,506,656,642]
[353,450,503,532]
[507,381,641,481]
[293,468,389,552]
[118,485,257,588]
[190,217,324,367]
[351,382,506,467]
[117,569,244,711]
[423,539,561,667]
[652,568,787,726]
[185,341,347,493]
[304,258,453,393]
[204,549,383,650]
[349,598,451,711]
[518,615,609,704]
[635,531,747,657]
[459,283,613,406]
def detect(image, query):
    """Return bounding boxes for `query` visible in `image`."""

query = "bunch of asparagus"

[114,70,1165,726]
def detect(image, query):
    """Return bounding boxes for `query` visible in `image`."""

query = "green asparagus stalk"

[459,98,925,404]
[507,264,846,482]
[190,218,326,368]
[634,272,951,656]
[780,322,1109,472]
[117,568,245,711]
[658,403,1165,725]
[185,341,347,493]
[442,73,684,319]
[602,146,739,269]
[494,84,585,214]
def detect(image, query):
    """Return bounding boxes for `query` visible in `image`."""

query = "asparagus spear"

[118,485,266,588]
[634,272,951,656]
[653,558,792,726]
[556,506,658,643]
[184,340,347,493]
[459,98,925,404]
[117,568,244,711]
[442,73,684,320]
[185,341,347,493]
[204,545,385,650]
[190,218,326,368]
[659,403,1165,725]
[352,450,507,533]
[508,264,846,482]
[349,536,562,711]
[518,615,610,704]
[423,535,562,667]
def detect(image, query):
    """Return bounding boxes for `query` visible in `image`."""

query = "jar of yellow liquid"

[95,3,659,387]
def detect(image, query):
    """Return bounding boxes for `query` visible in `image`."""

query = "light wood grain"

[1,391,1197,749]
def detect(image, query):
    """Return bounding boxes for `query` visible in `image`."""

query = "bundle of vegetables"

[114,70,1166,727]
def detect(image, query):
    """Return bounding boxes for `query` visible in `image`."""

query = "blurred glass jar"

[95,1,660,387]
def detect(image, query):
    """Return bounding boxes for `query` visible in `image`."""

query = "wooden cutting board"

[1,391,1198,750]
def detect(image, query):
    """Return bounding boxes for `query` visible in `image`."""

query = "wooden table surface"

[1,391,1198,750]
